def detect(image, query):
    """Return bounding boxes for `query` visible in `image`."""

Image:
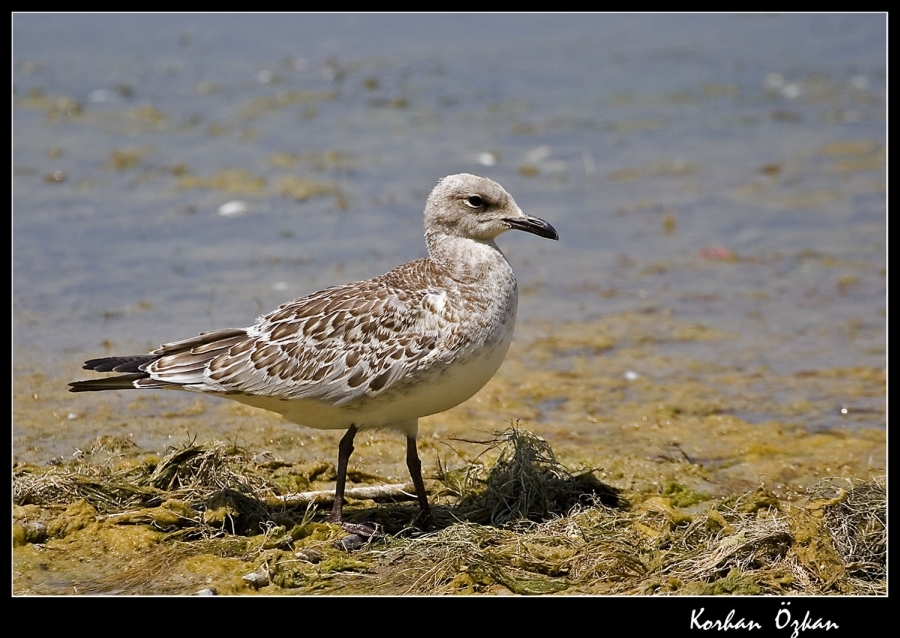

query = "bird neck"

[425,231,511,283]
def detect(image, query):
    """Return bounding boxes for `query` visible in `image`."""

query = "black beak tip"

[505,216,559,241]
[544,223,560,241]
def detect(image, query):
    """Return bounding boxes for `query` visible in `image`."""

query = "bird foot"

[341,521,383,539]
[415,509,435,531]
[333,520,383,551]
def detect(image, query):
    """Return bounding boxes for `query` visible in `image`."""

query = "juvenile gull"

[69,173,558,526]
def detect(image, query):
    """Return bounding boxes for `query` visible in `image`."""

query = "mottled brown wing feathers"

[150,328,248,356]
[70,260,471,403]
[197,261,456,404]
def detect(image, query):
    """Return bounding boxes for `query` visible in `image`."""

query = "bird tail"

[68,355,159,392]
[68,329,248,393]
[68,374,147,392]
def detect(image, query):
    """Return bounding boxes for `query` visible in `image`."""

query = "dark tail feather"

[68,373,147,392]
[82,355,159,373]
[70,354,161,392]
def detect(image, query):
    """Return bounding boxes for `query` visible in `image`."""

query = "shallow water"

[14,14,885,467]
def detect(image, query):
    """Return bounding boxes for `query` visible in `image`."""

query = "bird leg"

[330,426,432,532]
[330,424,358,524]
[406,435,433,527]
[331,425,383,544]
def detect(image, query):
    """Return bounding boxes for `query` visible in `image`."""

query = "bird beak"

[503,214,559,240]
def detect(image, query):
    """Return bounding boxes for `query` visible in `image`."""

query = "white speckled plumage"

[70,173,558,525]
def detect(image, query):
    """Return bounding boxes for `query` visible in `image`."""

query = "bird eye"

[465,195,484,208]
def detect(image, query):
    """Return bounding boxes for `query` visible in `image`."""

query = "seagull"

[69,173,558,527]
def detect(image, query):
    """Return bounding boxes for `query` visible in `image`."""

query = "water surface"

[14,13,885,466]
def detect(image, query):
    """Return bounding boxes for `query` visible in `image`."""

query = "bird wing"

[142,261,463,406]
